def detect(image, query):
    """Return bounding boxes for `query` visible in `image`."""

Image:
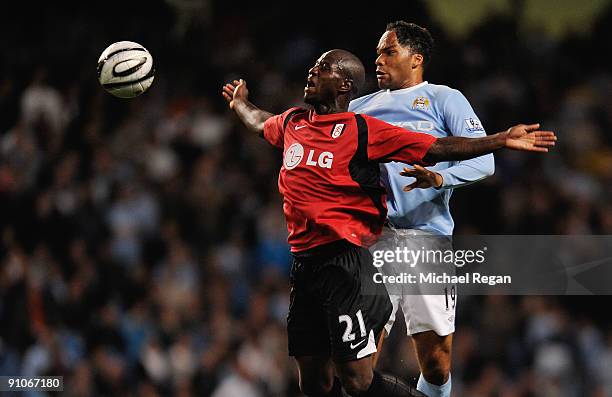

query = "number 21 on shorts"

[339,310,367,342]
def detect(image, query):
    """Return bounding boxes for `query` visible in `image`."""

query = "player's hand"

[399,165,443,191]
[504,123,557,152]
[221,79,249,110]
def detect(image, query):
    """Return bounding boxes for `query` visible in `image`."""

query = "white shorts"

[370,227,457,337]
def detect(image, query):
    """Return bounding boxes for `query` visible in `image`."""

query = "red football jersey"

[263,107,437,252]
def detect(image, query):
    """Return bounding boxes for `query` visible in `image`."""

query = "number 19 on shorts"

[444,285,456,311]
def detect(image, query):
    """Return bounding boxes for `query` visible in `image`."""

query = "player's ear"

[412,53,424,69]
[339,78,353,94]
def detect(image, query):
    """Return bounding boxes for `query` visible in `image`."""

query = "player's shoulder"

[282,106,309,117]
[272,107,310,132]
[423,83,465,101]
[281,106,310,123]
[420,84,475,115]
[349,90,386,111]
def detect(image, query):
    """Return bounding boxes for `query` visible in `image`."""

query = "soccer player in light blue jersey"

[349,21,494,397]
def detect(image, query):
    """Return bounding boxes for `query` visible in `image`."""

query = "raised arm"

[222,79,274,135]
[422,123,556,164]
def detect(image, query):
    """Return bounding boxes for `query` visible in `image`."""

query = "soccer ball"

[97,41,154,98]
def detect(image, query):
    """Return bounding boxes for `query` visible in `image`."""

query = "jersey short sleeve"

[362,114,437,165]
[262,107,304,148]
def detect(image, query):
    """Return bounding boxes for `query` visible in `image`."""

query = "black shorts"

[287,240,392,362]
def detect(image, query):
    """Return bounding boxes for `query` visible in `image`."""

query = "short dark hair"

[386,21,434,66]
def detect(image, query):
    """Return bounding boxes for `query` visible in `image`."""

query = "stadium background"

[1,0,611,396]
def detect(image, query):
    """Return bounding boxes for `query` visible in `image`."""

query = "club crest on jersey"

[331,123,345,139]
[464,118,484,132]
[412,96,430,110]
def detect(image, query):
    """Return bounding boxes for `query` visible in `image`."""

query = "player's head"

[375,21,434,90]
[304,49,365,106]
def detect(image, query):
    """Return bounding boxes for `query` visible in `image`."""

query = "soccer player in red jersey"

[221,49,555,397]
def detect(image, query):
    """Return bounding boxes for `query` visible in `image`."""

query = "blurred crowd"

[1,1,611,396]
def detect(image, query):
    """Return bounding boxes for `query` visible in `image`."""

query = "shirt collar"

[386,81,428,94]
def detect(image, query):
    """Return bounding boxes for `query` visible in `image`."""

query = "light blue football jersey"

[349,81,494,235]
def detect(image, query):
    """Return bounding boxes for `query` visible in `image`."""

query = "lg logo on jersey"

[284,143,333,170]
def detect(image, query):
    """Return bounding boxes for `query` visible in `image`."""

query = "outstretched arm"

[222,79,274,135]
[422,123,556,164]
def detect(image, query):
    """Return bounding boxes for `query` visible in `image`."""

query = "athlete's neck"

[393,75,424,91]
[313,98,349,115]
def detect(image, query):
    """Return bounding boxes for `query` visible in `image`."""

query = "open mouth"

[376,71,387,79]
[304,79,316,93]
